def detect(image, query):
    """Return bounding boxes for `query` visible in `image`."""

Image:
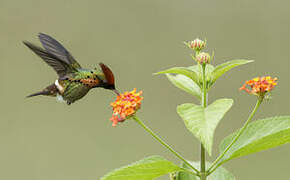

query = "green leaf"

[219,116,290,165]
[211,59,253,83]
[176,161,235,180]
[166,74,201,99]
[177,99,233,156]
[101,156,182,180]
[155,67,199,86]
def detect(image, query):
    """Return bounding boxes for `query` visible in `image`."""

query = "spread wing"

[38,33,82,69]
[23,41,77,77]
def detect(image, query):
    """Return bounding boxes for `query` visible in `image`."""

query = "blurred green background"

[0,0,290,179]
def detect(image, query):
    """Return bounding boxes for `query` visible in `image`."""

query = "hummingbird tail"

[26,91,50,98]
[26,84,58,98]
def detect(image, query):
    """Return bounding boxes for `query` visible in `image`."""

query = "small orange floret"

[110,88,143,127]
[240,76,277,96]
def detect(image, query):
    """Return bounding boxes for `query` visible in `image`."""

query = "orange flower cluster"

[110,88,143,127]
[240,76,277,96]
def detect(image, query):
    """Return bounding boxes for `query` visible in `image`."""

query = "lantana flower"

[240,76,277,97]
[110,88,143,127]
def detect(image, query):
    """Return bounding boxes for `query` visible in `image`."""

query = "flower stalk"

[132,115,200,176]
[200,63,208,180]
[207,96,263,175]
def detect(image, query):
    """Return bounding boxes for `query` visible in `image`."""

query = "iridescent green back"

[61,69,105,104]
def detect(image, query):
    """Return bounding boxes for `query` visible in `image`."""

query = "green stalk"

[207,96,263,175]
[200,63,207,180]
[133,116,200,176]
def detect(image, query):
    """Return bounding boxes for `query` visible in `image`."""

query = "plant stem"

[200,63,207,180]
[200,145,206,179]
[207,96,263,175]
[133,115,200,176]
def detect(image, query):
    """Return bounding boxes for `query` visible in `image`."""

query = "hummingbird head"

[99,63,119,95]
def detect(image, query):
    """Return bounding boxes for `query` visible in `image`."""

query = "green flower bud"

[186,38,206,51]
[196,52,211,64]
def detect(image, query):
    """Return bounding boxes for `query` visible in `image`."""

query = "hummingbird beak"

[113,89,120,96]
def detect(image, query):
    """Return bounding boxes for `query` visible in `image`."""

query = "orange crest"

[99,63,115,88]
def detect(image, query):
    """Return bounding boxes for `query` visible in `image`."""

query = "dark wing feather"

[38,33,82,69]
[23,41,75,77]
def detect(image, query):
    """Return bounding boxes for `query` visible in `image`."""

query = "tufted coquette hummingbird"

[24,33,119,105]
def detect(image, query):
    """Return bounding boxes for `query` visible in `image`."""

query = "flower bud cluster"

[185,38,211,64]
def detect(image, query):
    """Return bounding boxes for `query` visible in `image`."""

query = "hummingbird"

[24,33,119,105]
